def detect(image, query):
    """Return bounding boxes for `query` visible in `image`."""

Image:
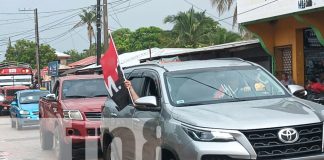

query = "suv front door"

[132,69,162,160]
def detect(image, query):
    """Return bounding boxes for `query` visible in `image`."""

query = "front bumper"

[61,120,101,145]
[18,116,39,126]
[0,105,10,114]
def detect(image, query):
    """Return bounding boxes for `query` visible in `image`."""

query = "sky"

[0,0,236,61]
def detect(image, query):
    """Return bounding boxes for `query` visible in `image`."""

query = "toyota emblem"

[278,128,299,143]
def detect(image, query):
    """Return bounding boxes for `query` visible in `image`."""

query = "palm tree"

[210,0,237,26]
[164,8,217,48]
[73,9,96,49]
[210,0,256,40]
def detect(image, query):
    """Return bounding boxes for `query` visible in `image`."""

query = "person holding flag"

[101,31,135,109]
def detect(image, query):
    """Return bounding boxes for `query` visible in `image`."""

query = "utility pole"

[34,8,41,88]
[19,8,41,88]
[96,0,102,66]
[103,0,109,52]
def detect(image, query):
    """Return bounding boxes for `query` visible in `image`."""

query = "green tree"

[111,27,167,53]
[64,49,83,63]
[164,8,218,48]
[73,9,96,50]
[112,28,132,54]
[130,26,164,51]
[5,39,57,68]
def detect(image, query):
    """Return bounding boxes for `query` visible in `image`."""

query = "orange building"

[238,0,324,85]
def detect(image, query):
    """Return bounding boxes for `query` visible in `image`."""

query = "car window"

[165,66,288,106]
[143,77,158,97]
[62,78,108,99]
[19,91,49,104]
[130,77,145,97]
[53,81,60,99]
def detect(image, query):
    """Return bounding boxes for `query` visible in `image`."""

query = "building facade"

[238,0,324,85]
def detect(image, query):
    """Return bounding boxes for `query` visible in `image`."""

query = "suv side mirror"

[288,85,307,98]
[135,96,160,111]
[46,94,56,101]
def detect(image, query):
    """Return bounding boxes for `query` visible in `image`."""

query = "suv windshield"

[20,91,49,104]
[62,78,108,99]
[165,66,288,106]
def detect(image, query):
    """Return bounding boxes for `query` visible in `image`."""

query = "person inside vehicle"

[214,75,252,99]
[280,73,294,87]
[124,80,139,101]
[306,77,324,94]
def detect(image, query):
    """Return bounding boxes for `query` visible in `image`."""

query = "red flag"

[100,34,131,109]
[101,36,119,84]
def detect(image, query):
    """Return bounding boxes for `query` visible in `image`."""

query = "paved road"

[0,116,102,160]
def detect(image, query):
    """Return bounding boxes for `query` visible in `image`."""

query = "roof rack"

[123,63,168,71]
[215,57,245,61]
[0,61,31,69]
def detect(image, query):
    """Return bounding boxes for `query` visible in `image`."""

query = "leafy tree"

[5,39,57,68]
[112,28,132,54]
[130,27,163,51]
[73,9,96,50]
[64,49,83,63]
[112,27,167,54]
[164,8,219,48]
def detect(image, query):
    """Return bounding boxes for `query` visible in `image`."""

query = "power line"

[217,0,279,22]
[0,10,83,46]
[182,0,237,29]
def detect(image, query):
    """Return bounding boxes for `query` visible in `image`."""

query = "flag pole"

[108,29,135,106]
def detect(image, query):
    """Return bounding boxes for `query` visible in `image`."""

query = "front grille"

[84,112,101,121]
[201,155,247,160]
[241,123,323,160]
[87,128,101,136]
[32,111,39,115]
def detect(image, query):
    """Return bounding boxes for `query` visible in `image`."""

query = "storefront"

[304,28,324,82]
[238,0,324,85]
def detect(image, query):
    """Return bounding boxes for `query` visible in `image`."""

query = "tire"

[103,142,112,160]
[11,118,16,128]
[54,126,72,160]
[40,127,53,150]
[16,118,22,130]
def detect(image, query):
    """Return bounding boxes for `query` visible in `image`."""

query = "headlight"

[183,126,235,142]
[63,110,83,120]
[19,110,30,115]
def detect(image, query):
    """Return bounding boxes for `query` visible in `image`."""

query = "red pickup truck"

[39,75,108,160]
[0,85,29,115]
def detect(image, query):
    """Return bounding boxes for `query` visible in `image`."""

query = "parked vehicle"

[0,85,29,115]
[307,90,324,105]
[0,61,33,87]
[101,59,324,160]
[39,75,108,160]
[9,89,49,130]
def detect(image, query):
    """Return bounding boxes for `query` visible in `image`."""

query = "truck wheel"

[16,118,22,130]
[40,127,53,150]
[54,127,72,160]
[103,143,112,160]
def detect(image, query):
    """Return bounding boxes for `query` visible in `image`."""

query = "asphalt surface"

[0,116,103,160]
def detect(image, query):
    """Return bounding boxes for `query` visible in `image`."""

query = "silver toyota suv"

[100,59,324,160]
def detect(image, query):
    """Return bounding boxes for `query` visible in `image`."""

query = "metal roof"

[142,39,260,60]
